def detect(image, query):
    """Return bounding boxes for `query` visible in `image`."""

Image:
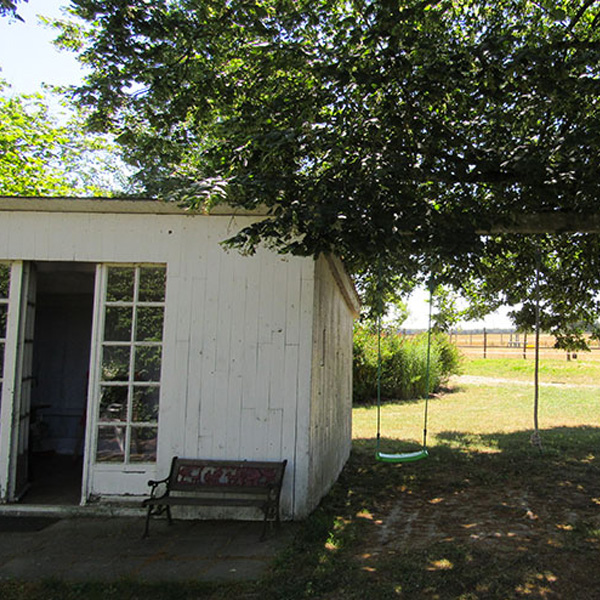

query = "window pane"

[0,304,7,339]
[132,386,159,422]
[129,427,157,462]
[138,267,166,303]
[99,386,128,421]
[135,307,164,341]
[106,267,134,302]
[96,425,125,462]
[0,342,4,369]
[101,346,130,382]
[0,265,9,299]
[104,306,133,341]
[134,346,162,382]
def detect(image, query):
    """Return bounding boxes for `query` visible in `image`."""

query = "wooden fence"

[448,330,600,360]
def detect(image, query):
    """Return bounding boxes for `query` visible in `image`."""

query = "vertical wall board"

[214,250,234,377]
[228,253,247,377]
[212,372,231,455]
[267,260,287,412]
[284,260,303,347]
[249,256,274,414]
[164,289,192,459]
[197,245,221,457]
[308,259,327,504]
[280,343,300,456]
[183,274,207,459]
[257,254,276,346]
[240,407,269,459]
[253,342,271,415]
[266,408,283,459]
[224,374,243,458]
[223,253,253,458]
[290,261,316,517]
[240,251,261,411]
[210,249,235,455]
[267,337,286,409]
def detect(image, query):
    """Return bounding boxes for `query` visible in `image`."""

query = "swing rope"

[375,282,432,464]
[531,249,543,452]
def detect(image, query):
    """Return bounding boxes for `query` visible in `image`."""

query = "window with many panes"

[96,265,166,463]
[0,264,10,403]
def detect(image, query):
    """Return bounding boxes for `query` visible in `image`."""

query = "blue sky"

[0,0,84,94]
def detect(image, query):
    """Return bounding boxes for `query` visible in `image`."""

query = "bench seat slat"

[144,497,268,507]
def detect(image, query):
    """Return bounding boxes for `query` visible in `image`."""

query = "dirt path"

[452,375,600,389]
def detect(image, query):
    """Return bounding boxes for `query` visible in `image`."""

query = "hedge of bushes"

[353,322,462,405]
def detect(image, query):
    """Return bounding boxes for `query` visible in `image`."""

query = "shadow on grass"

[263,426,600,599]
[435,425,600,460]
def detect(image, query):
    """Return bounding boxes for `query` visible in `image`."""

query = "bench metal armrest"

[147,476,170,498]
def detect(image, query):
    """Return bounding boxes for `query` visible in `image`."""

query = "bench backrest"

[167,457,287,494]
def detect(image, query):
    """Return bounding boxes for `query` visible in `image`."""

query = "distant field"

[450,331,600,360]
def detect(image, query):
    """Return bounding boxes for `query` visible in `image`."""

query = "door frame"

[0,261,28,501]
[80,263,104,504]
[0,260,99,504]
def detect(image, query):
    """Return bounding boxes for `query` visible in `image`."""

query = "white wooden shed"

[0,197,359,520]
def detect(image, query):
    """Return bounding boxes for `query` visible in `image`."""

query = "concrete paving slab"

[0,516,297,583]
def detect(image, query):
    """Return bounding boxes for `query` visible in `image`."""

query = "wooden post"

[523,332,528,359]
[483,328,487,359]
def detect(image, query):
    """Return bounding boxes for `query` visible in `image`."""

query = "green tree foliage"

[0,0,26,21]
[58,0,600,339]
[0,83,128,196]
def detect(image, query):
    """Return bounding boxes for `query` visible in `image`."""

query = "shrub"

[352,323,462,405]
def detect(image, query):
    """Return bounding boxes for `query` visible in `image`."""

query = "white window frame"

[85,263,167,474]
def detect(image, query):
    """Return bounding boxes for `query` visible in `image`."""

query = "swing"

[375,284,432,464]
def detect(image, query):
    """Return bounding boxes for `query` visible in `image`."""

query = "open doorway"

[24,262,95,505]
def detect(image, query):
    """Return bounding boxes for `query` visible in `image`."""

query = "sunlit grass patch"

[464,357,600,386]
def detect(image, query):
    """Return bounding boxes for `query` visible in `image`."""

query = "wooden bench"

[142,457,287,540]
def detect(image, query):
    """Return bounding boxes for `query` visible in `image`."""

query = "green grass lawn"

[464,355,600,386]
[354,375,600,454]
[2,357,599,599]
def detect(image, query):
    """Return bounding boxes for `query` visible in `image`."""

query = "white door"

[0,262,39,502]
[83,264,166,499]
[11,262,36,500]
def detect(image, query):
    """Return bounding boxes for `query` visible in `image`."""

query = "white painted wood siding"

[0,208,334,517]
[302,255,355,516]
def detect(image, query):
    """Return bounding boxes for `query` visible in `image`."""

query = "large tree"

[58,0,600,339]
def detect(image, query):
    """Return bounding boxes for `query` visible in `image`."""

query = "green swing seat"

[375,448,429,464]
